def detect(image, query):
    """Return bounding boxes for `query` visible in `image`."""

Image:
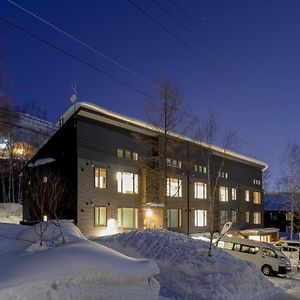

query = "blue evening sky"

[1,0,300,189]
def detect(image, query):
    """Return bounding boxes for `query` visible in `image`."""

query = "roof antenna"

[71,82,78,127]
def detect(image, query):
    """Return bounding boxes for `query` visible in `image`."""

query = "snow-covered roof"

[264,193,300,211]
[59,102,268,170]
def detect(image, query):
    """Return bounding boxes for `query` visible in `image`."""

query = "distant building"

[23,102,267,237]
[264,192,300,239]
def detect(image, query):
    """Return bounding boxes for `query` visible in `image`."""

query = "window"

[219,187,229,202]
[218,172,228,179]
[117,172,138,194]
[117,208,138,229]
[253,212,261,224]
[194,182,207,199]
[95,207,107,227]
[194,210,207,226]
[167,209,182,227]
[262,248,276,258]
[232,211,237,223]
[117,148,124,158]
[194,164,198,172]
[232,188,237,200]
[245,190,250,202]
[246,211,250,223]
[167,178,182,197]
[220,210,229,225]
[132,152,138,161]
[167,158,182,169]
[253,192,261,204]
[125,150,131,159]
[95,168,107,189]
[194,165,206,173]
[253,179,261,186]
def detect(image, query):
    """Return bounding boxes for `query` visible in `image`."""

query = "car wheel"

[262,265,272,276]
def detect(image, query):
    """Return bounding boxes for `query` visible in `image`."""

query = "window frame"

[94,206,107,227]
[194,182,207,199]
[194,209,207,227]
[94,167,107,189]
[167,208,183,228]
[166,177,182,197]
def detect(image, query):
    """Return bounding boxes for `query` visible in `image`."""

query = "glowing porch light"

[145,209,153,218]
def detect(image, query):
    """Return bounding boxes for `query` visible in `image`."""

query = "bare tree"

[277,141,300,239]
[193,112,238,256]
[23,165,66,246]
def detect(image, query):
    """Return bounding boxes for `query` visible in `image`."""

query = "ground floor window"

[220,210,229,225]
[167,209,182,228]
[232,211,237,223]
[194,209,207,226]
[246,211,250,223]
[94,206,107,227]
[117,208,138,229]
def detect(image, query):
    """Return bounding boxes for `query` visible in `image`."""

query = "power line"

[151,0,226,63]
[169,0,234,57]
[127,0,235,83]
[0,16,154,100]
[6,0,157,89]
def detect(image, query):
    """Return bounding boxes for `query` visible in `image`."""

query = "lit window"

[95,168,107,189]
[203,167,207,173]
[253,192,261,204]
[117,148,124,158]
[225,173,228,179]
[232,211,237,223]
[194,209,207,226]
[117,208,138,229]
[194,164,198,172]
[125,150,131,159]
[132,152,138,161]
[167,158,172,166]
[219,186,228,202]
[245,190,250,202]
[43,176,48,183]
[220,210,229,225]
[253,212,261,224]
[167,158,182,169]
[246,211,250,223]
[116,172,138,194]
[194,182,207,199]
[167,209,182,227]
[232,188,237,200]
[95,207,107,227]
[167,178,182,197]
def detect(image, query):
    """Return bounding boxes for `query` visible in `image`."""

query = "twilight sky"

[1,0,300,190]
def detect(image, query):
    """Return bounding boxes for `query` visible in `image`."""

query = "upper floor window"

[167,158,182,169]
[95,168,107,189]
[194,164,207,173]
[245,190,250,202]
[232,188,237,200]
[219,186,229,202]
[246,211,250,223]
[232,211,237,223]
[194,182,207,199]
[94,206,107,227]
[167,209,182,227]
[167,178,182,197]
[117,148,138,161]
[117,208,138,229]
[218,171,228,179]
[253,179,261,186]
[253,192,261,204]
[253,212,262,224]
[194,209,207,227]
[117,172,138,194]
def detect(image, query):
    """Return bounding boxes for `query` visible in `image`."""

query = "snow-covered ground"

[0,221,159,300]
[0,203,22,224]
[94,229,279,300]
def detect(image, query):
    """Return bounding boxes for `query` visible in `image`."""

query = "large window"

[167,178,182,197]
[245,190,250,202]
[167,209,182,227]
[95,168,107,189]
[253,212,262,224]
[117,208,138,229]
[194,182,207,199]
[194,209,207,227]
[232,188,237,200]
[253,192,261,204]
[220,210,229,225]
[117,172,138,194]
[94,207,107,227]
[219,187,229,202]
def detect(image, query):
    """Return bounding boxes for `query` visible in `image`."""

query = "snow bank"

[96,229,279,300]
[0,222,160,300]
[0,203,22,224]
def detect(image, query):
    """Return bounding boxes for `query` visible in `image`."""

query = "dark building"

[23,102,267,237]
[264,192,300,239]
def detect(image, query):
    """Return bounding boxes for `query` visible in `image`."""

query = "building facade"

[23,102,267,237]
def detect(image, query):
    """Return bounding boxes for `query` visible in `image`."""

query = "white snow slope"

[0,221,160,300]
[0,203,22,224]
[95,229,280,300]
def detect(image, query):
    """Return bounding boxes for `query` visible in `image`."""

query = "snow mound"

[0,222,160,300]
[96,229,279,300]
[0,203,22,224]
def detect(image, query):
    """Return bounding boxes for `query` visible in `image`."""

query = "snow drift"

[0,203,22,224]
[0,221,160,300]
[96,229,279,300]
